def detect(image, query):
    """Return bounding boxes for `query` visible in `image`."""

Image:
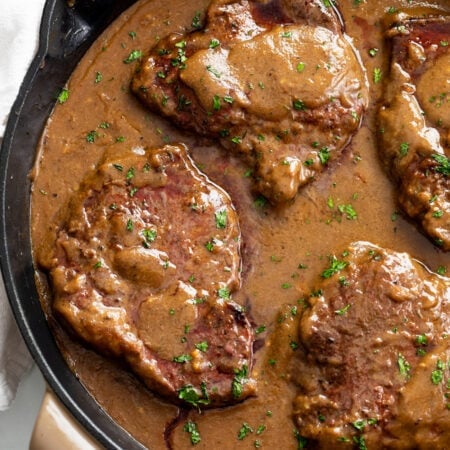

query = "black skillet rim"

[0,0,145,448]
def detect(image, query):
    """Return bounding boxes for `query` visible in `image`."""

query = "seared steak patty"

[131,0,368,203]
[378,16,450,250]
[45,144,255,407]
[292,241,450,448]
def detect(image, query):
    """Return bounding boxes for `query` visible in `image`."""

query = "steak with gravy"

[42,144,255,407]
[131,0,368,203]
[378,16,450,250]
[293,241,450,448]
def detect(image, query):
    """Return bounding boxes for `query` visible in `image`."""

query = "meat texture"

[45,144,255,407]
[292,241,450,449]
[378,16,450,249]
[131,0,368,203]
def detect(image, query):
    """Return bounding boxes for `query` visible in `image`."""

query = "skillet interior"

[0,1,143,448]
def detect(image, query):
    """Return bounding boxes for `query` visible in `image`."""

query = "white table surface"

[0,365,45,449]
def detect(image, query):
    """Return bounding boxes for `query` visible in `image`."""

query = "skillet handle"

[30,389,102,450]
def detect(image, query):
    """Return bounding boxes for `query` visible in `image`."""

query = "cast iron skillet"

[0,1,146,448]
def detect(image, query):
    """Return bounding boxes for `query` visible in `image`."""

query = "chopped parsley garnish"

[142,228,157,245]
[192,11,202,29]
[254,195,267,208]
[57,88,69,104]
[352,419,367,431]
[95,71,103,83]
[368,47,379,57]
[397,353,411,377]
[353,435,368,450]
[335,304,351,316]
[177,94,191,110]
[281,31,292,38]
[296,62,305,72]
[416,334,428,346]
[373,67,382,83]
[431,369,444,385]
[293,99,307,111]
[338,204,357,220]
[318,147,330,165]
[232,365,248,399]
[238,423,254,440]
[321,256,348,278]
[173,354,192,363]
[255,325,266,334]
[294,429,308,449]
[431,360,445,385]
[126,167,135,181]
[351,111,359,121]
[214,209,227,228]
[205,238,215,252]
[212,94,221,111]
[432,154,450,176]
[399,142,409,157]
[86,130,98,143]
[126,219,134,231]
[206,65,221,78]
[195,341,208,352]
[256,425,266,435]
[209,38,220,49]
[123,49,142,64]
[218,287,230,299]
[184,421,201,445]
[178,385,210,408]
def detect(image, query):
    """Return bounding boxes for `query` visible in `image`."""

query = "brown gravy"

[31,0,450,448]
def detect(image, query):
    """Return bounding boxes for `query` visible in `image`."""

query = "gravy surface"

[31,0,450,448]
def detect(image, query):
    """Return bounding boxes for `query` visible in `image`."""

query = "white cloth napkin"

[0,0,47,410]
